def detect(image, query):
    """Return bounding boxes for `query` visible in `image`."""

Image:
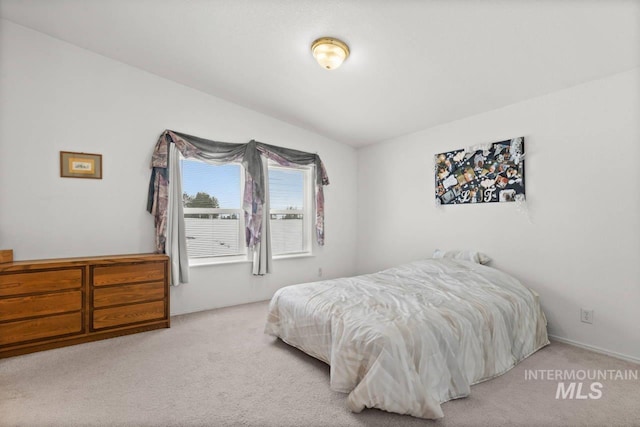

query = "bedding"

[264,258,549,419]
[432,249,492,264]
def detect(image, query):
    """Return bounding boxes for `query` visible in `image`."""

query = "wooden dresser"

[0,253,170,358]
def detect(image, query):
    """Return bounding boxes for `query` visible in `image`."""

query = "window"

[181,159,246,263]
[269,164,313,257]
[181,158,313,264]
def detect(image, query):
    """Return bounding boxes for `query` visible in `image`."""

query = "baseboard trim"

[549,334,640,365]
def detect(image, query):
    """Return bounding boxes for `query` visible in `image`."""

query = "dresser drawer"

[93,281,165,308]
[0,312,83,346]
[0,269,82,297]
[0,290,82,322]
[93,300,165,330]
[92,262,165,286]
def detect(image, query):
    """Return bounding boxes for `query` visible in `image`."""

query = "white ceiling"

[1,0,639,147]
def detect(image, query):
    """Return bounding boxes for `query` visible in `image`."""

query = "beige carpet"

[1,300,638,427]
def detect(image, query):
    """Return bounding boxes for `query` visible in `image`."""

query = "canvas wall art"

[435,137,525,205]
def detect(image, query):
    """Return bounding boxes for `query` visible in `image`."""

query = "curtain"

[147,130,329,284]
[165,144,190,285]
[252,157,272,275]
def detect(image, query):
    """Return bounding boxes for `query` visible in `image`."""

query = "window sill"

[188,252,314,267]
[273,252,314,260]
[189,257,251,268]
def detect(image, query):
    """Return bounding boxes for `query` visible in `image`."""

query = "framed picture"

[60,151,102,179]
[435,137,524,205]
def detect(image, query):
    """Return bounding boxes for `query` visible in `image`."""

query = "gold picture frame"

[60,151,102,179]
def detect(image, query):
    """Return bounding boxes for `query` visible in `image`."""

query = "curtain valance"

[147,130,329,265]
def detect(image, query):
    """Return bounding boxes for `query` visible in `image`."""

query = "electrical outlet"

[580,308,594,324]
[318,267,323,277]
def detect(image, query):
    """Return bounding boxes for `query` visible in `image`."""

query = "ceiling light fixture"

[311,37,350,70]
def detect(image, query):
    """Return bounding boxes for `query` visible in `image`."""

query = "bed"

[264,255,549,419]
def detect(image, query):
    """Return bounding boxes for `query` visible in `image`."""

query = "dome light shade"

[311,37,350,70]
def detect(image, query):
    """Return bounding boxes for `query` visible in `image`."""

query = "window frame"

[180,156,249,266]
[268,162,314,259]
[180,156,315,266]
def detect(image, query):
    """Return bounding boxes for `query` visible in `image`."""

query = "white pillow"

[433,249,491,265]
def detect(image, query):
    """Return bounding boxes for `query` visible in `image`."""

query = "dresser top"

[0,253,169,273]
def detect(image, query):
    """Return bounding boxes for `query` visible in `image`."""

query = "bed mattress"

[265,258,549,419]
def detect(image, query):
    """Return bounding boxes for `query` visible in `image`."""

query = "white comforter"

[264,259,549,419]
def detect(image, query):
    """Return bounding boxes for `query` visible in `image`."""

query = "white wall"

[0,20,358,315]
[357,68,640,361]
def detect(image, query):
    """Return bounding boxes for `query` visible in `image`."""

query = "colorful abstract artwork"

[435,137,525,205]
